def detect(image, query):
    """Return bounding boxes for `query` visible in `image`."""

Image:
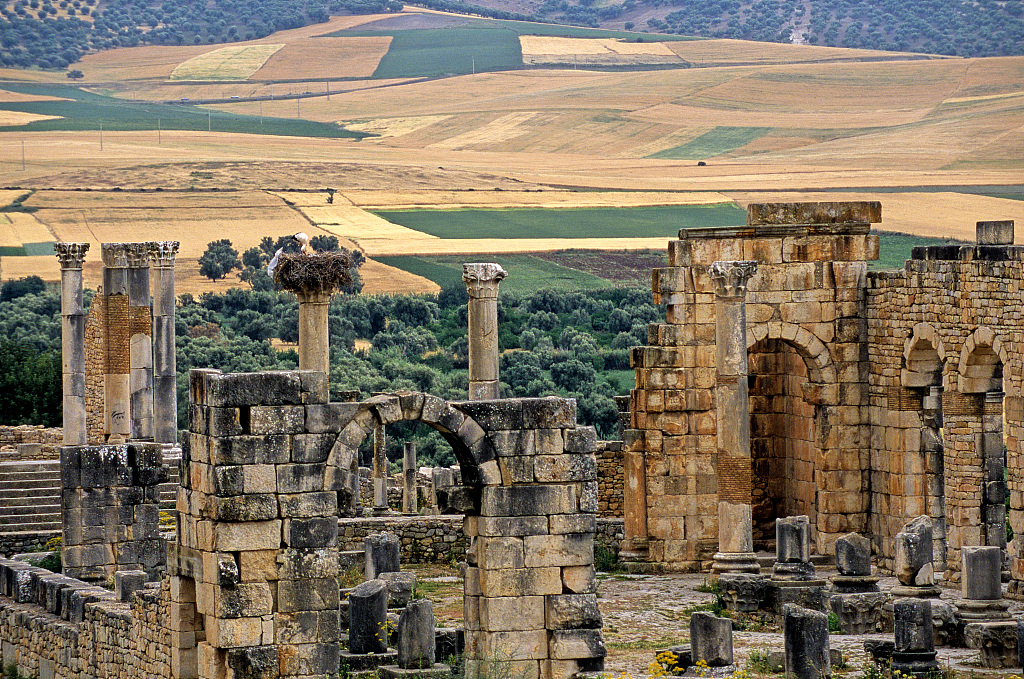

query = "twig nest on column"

[274,251,353,294]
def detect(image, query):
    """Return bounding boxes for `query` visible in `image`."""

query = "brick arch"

[902,322,946,388]
[958,326,1009,393]
[326,393,500,512]
[747,321,837,387]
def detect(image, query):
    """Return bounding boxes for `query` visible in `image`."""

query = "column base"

[710,552,760,577]
[957,598,1011,621]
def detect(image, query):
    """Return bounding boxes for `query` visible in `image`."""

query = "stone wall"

[596,441,624,518]
[0,427,63,458]
[0,531,59,557]
[84,289,106,445]
[865,226,1024,583]
[0,557,171,679]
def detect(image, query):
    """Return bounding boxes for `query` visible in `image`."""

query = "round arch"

[958,326,1009,393]
[747,321,836,386]
[902,322,946,388]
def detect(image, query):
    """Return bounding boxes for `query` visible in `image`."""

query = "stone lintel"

[55,242,90,269]
[463,262,507,298]
[910,244,1024,262]
[680,223,872,241]
[747,201,881,226]
[148,241,180,268]
[100,243,130,268]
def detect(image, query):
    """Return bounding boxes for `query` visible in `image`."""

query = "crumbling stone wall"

[596,441,624,517]
[624,203,879,568]
[866,222,1024,584]
[0,426,63,458]
[173,368,605,679]
[84,290,107,445]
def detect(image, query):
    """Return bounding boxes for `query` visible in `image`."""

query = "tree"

[66,68,83,79]
[0,275,45,302]
[198,239,241,281]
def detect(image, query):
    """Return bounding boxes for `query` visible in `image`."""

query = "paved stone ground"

[408,563,1024,679]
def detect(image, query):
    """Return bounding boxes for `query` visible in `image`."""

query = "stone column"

[708,260,759,577]
[463,263,507,400]
[982,391,1007,550]
[403,441,418,515]
[55,242,90,446]
[296,288,331,375]
[148,241,179,445]
[125,243,153,441]
[372,420,388,513]
[101,243,131,444]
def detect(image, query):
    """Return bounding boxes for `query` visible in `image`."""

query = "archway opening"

[749,338,817,551]
[963,344,1006,551]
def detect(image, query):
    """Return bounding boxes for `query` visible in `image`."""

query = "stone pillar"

[708,260,759,577]
[892,515,941,598]
[982,391,1007,551]
[892,599,938,677]
[403,441,418,515]
[101,243,131,444]
[295,288,331,374]
[783,605,830,679]
[768,515,827,613]
[463,262,507,400]
[55,242,90,446]
[830,533,884,634]
[148,241,179,445]
[959,546,1010,621]
[372,420,388,513]
[125,243,153,441]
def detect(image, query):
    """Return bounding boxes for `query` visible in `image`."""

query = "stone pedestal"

[717,573,765,612]
[783,605,830,679]
[381,598,452,678]
[55,242,89,446]
[148,241,179,445]
[101,243,131,444]
[892,599,939,677]
[708,260,759,580]
[959,546,1010,622]
[462,263,507,400]
[767,516,826,613]
[892,516,941,599]
[830,533,883,633]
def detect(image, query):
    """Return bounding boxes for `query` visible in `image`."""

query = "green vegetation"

[377,254,609,295]
[0,84,367,138]
[872,230,965,270]
[372,203,747,239]
[648,127,773,160]
[340,27,524,78]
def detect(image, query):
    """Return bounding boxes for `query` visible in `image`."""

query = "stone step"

[0,461,61,474]
[0,504,61,517]
[0,486,61,499]
[0,520,61,532]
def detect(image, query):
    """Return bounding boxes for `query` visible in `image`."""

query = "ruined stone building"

[623,202,1022,588]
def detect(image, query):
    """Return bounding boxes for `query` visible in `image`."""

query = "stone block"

[275,609,339,645]
[747,201,880,226]
[561,565,597,594]
[194,370,303,407]
[479,516,549,537]
[776,515,811,564]
[550,514,596,535]
[835,533,871,576]
[211,494,278,522]
[365,532,401,579]
[396,599,437,669]
[239,550,279,583]
[114,569,147,602]
[283,517,338,549]
[564,427,597,453]
[546,594,601,630]
[225,645,279,679]
[278,492,337,518]
[214,582,274,619]
[962,546,1002,600]
[278,548,338,580]
[349,579,389,654]
[206,615,264,648]
[456,399,524,431]
[276,463,325,494]
[783,604,830,679]
[477,537,526,569]
[479,567,562,597]
[522,397,577,429]
[690,611,733,666]
[481,485,576,517]
[304,402,361,433]
[523,533,593,568]
[892,599,938,675]
[549,629,606,660]
[829,592,884,634]
[292,433,336,463]
[379,571,417,608]
[277,577,340,612]
[976,220,1014,246]
[480,596,545,631]
[534,454,597,483]
[214,520,281,551]
[484,630,549,661]
[209,434,292,465]
[894,515,933,586]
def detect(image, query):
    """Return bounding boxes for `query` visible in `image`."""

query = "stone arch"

[902,322,945,388]
[958,326,1008,393]
[747,322,837,388]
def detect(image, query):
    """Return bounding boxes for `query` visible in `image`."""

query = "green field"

[376,254,609,294]
[874,230,965,270]
[647,126,774,160]
[0,84,366,138]
[372,203,748,238]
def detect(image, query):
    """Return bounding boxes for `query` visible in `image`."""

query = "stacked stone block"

[866,220,1023,581]
[60,442,166,582]
[625,202,880,568]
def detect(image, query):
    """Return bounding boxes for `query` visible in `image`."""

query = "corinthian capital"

[124,242,151,268]
[101,243,130,268]
[54,242,90,270]
[148,241,180,268]
[463,263,508,299]
[708,260,758,298]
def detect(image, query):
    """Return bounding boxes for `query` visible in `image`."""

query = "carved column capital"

[54,242,90,270]
[124,242,151,268]
[148,241,180,268]
[462,262,507,299]
[101,243,130,268]
[708,260,758,298]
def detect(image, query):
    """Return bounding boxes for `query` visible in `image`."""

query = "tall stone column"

[55,242,90,446]
[148,241,179,445]
[372,420,388,514]
[463,263,507,400]
[708,260,760,577]
[296,288,331,374]
[403,441,417,515]
[101,243,131,444]
[125,243,153,441]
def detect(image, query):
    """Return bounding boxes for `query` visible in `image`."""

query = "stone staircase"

[0,456,180,534]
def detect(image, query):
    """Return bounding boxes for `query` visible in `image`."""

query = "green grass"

[376,254,608,294]
[604,369,636,394]
[0,84,367,138]
[873,229,966,270]
[371,203,747,239]
[647,126,773,159]
[20,242,55,256]
[0,246,26,256]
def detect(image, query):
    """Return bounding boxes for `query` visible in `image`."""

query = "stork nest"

[274,251,353,294]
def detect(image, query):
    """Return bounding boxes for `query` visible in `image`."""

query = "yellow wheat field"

[341,189,733,210]
[0,111,61,126]
[665,38,922,66]
[0,89,68,103]
[354,236,674,256]
[521,36,684,66]
[252,37,392,80]
[360,258,440,295]
[343,115,453,140]
[170,45,285,81]
[0,212,53,247]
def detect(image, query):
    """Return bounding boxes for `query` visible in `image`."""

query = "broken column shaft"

[709,260,760,577]
[148,241,179,445]
[125,243,153,441]
[296,288,331,374]
[101,243,131,443]
[403,441,417,515]
[463,263,507,400]
[55,242,90,446]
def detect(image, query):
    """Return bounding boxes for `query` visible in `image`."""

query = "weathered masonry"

[624,203,1023,586]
